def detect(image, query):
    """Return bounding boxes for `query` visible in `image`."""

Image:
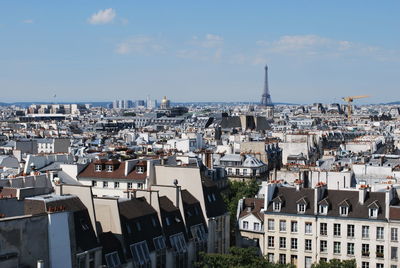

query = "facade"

[262,182,400,268]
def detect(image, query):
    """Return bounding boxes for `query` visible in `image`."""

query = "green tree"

[311,259,356,268]
[222,179,260,244]
[195,247,294,268]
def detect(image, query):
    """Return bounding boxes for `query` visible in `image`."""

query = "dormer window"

[340,206,349,216]
[297,204,306,214]
[137,166,145,173]
[369,208,378,218]
[106,165,113,172]
[319,205,328,215]
[273,202,281,212]
[95,165,102,172]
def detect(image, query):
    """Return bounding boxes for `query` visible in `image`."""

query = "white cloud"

[88,8,116,25]
[115,36,164,55]
[177,34,224,61]
[22,19,34,24]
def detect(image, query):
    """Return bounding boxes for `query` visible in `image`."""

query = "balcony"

[376,252,384,258]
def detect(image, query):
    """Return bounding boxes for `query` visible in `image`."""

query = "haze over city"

[1,1,400,104]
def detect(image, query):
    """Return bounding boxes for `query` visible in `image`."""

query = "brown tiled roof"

[118,197,156,219]
[239,198,264,222]
[77,162,146,180]
[390,207,400,220]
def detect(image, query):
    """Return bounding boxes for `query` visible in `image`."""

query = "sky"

[1,1,400,104]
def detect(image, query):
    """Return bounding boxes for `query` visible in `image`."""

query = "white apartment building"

[261,182,400,268]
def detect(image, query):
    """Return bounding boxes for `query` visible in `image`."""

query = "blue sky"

[1,1,399,104]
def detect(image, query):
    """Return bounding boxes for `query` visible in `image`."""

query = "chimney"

[264,182,278,211]
[358,185,369,205]
[386,185,394,220]
[173,179,180,208]
[314,182,326,214]
[294,179,303,191]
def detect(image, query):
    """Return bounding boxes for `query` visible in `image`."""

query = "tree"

[195,247,294,268]
[222,179,260,245]
[312,259,356,268]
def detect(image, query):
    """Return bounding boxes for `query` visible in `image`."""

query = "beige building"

[261,182,400,268]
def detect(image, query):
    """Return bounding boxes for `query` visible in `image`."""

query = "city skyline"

[1,1,400,104]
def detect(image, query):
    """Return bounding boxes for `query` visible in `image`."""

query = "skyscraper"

[260,65,273,106]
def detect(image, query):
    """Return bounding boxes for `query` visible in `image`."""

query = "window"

[347,224,355,238]
[137,183,143,189]
[377,227,384,240]
[137,166,145,173]
[91,180,97,187]
[320,223,327,236]
[362,225,369,239]
[254,222,260,231]
[377,264,384,268]
[391,228,398,241]
[153,236,166,250]
[165,217,171,226]
[376,245,384,258]
[291,238,298,250]
[268,236,274,248]
[170,232,187,254]
[319,205,327,215]
[362,262,369,268]
[127,182,133,189]
[305,222,312,234]
[279,237,286,249]
[369,208,378,218]
[297,204,306,213]
[334,242,341,254]
[227,168,232,175]
[114,182,119,189]
[391,247,398,260]
[291,221,298,233]
[242,221,248,229]
[305,239,312,251]
[347,243,354,255]
[136,222,142,231]
[334,224,341,236]
[267,253,274,263]
[95,165,102,172]
[279,254,286,264]
[279,220,286,232]
[305,257,312,268]
[362,244,370,256]
[235,169,240,175]
[320,240,327,253]
[268,219,274,231]
[105,252,121,268]
[291,255,298,265]
[106,165,113,172]
[273,202,281,212]
[243,169,247,176]
[103,181,108,188]
[340,206,348,216]
[130,241,151,267]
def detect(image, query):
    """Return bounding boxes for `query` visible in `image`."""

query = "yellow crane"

[342,95,370,120]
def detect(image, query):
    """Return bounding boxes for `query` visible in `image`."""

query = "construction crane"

[342,95,370,120]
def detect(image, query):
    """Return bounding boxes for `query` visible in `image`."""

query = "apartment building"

[262,182,400,268]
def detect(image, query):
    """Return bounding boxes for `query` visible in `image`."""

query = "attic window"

[137,166,145,173]
[106,165,113,172]
[273,202,281,212]
[297,204,306,214]
[105,252,121,268]
[95,165,102,172]
[340,206,348,216]
[319,205,328,215]
[369,208,378,218]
